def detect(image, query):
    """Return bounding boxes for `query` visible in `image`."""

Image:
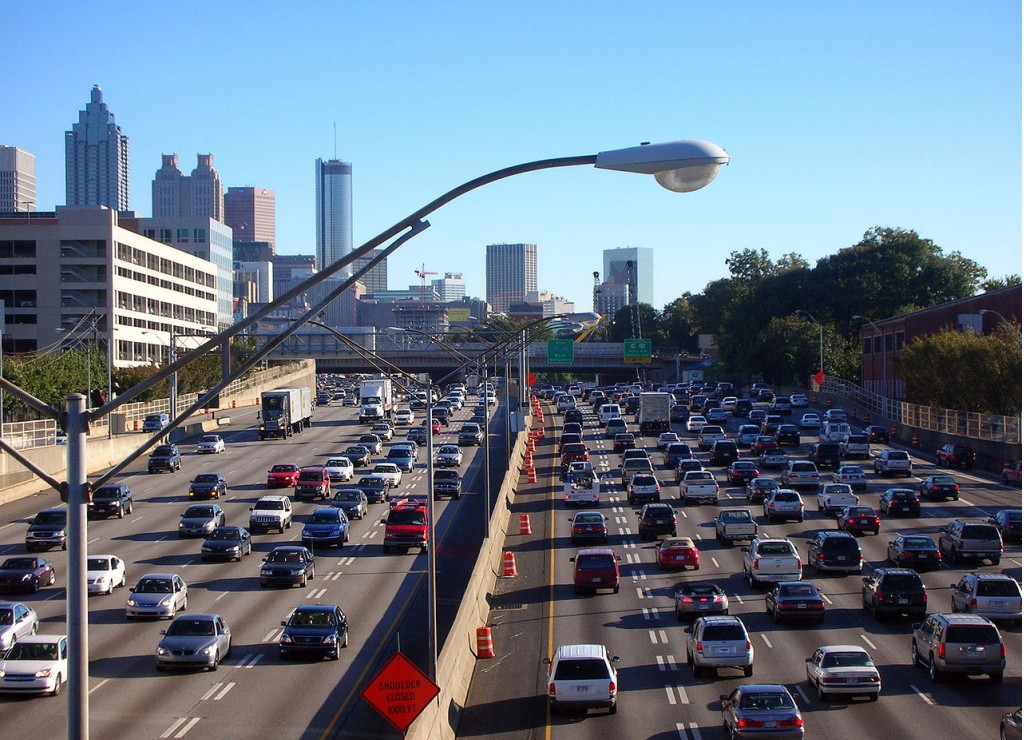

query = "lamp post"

[794,310,824,379]
[979,308,1011,325]
[852,315,886,398]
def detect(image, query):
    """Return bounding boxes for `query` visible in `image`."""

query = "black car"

[766,581,826,624]
[879,488,921,517]
[664,443,694,469]
[260,546,316,588]
[989,508,1022,542]
[732,399,753,418]
[774,425,801,447]
[886,535,941,571]
[726,461,760,486]
[279,604,349,660]
[356,476,389,504]
[148,444,182,473]
[343,445,372,468]
[861,568,928,619]
[88,483,134,519]
[200,526,253,562]
[709,441,739,466]
[745,476,780,504]
[670,405,690,423]
[613,434,637,454]
[0,556,56,592]
[564,408,583,425]
[807,531,863,575]
[407,427,429,445]
[919,474,960,501]
[864,425,890,444]
[559,432,583,452]
[188,473,227,500]
[637,503,677,540]
[809,442,842,469]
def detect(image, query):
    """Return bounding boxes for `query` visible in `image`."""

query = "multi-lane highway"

[0,392,500,738]
[460,396,1022,739]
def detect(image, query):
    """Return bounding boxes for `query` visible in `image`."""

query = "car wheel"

[871,601,881,620]
[868,692,879,701]
[676,609,685,622]
[50,673,63,697]
[743,665,753,678]
[300,574,307,587]
[117,506,124,519]
[817,681,829,701]
[62,541,67,551]
[32,578,39,593]
[928,655,944,682]
[107,580,114,595]
[992,557,1001,566]
[181,595,187,612]
[210,652,219,671]
[49,570,57,586]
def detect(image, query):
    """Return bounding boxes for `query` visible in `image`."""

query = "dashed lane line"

[911,684,935,705]
[711,557,720,568]
[161,718,201,738]
[761,634,773,649]
[861,634,878,650]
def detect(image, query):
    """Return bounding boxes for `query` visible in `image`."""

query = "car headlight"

[21,574,32,581]
[35,668,53,678]
[261,569,273,576]
[324,634,337,643]
[200,647,214,656]
[160,596,173,606]
[291,569,305,576]
[281,633,293,644]
[156,647,168,656]
[126,598,137,607]
[201,546,213,552]
[226,545,240,552]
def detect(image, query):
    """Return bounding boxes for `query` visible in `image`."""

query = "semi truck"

[259,387,313,440]
[637,392,673,435]
[359,377,394,424]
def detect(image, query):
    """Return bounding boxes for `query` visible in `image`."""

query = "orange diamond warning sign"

[361,652,439,733]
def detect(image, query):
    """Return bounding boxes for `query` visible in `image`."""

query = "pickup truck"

[713,508,758,545]
[563,471,601,507]
[816,484,859,514]
[679,470,720,505]
[696,425,726,451]
[742,537,803,587]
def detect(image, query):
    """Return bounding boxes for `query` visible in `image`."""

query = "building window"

[193,229,206,242]
[862,337,871,355]
[177,228,190,243]
[894,331,905,351]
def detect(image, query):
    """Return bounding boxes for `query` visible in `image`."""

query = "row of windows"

[115,242,215,287]
[60,240,107,259]
[141,228,208,247]
[0,290,36,308]
[114,314,215,333]
[862,332,905,355]
[114,292,215,327]
[114,266,216,302]
[0,264,37,275]
[0,240,37,258]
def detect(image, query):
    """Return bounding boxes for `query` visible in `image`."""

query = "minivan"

[570,548,621,594]
[598,404,622,424]
[544,643,620,714]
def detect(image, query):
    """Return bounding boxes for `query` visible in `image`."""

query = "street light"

[979,308,1011,325]
[852,315,886,398]
[794,310,824,379]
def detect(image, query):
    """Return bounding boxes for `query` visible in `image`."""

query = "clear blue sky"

[6,2,1021,311]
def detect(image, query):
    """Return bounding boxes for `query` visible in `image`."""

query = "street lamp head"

[595,139,730,192]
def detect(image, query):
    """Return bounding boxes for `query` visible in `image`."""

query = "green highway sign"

[547,339,574,365]
[623,338,652,363]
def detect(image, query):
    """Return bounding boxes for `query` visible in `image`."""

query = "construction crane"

[414,263,438,292]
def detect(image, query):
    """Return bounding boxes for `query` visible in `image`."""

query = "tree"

[979,274,1021,292]
[604,303,660,344]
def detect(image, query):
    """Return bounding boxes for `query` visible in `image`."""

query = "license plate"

[575,686,592,693]
[859,519,868,523]
[837,555,847,561]
[897,598,909,605]
[993,601,1006,608]
[900,506,910,511]
[591,578,602,583]
[916,553,928,559]
[763,722,779,729]
[675,556,687,561]
[715,647,732,654]
[797,603,807,609]
[699,604,710,609]
[847,678,858,684]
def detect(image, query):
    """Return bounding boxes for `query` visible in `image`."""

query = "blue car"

[300,508,350,549]
[279,604,349,661]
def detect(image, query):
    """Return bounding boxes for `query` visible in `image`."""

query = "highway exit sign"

[623,338,652,363]
[547,339,574,365]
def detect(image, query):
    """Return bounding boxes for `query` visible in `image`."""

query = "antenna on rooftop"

[333,122,337,160]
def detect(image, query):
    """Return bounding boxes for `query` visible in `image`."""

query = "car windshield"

[4,642,58,661]
[206,529,239,541]
[307,511,340,525]
[632,476,656,486]
[166,618,216,637]
[201,436,219,443]
[962,525,999,539]
[739,691,795,710]
[326,459,349,468]
[135,578,173,593]
[360,478,386,488]
[153,446,175,456]
[255,501,283,510]
[931,476,956,485]
[184,506,215,518]
[438,446,459,455]
[703,625,746,640]
[945,625,1000,643]
[733,463,756,471]
[334,490,362,502]
[775,492,799,502]
[145,415,163,423]
[270,465,297,473]
[576,514,604,525]
[685,584,720,595]
[33,512,66,525]
[193,475,218,484]
[823,651,873,668]
[759,543,794,556]
[1002,510,1023,522]
[0,608,12,625]
[553,658,610,680]
[92,487,121,500]
[389,509,426,526]
[976,579,1020,596]
[86,558,112,570]
[576,555,614,570]
[289,609,336,627]
[846,507,873,516]
[887,451,910,460]
[882,574,922,589]
[2,558,36,570]
[902,537,934,549]
[299,470,324,480]
[267,550,305,563]
[754,480,778,489]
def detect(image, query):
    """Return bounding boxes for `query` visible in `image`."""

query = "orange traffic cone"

[476,626,495,658]
[527,468,537,483]
[519,513,532,535]
[501,551,518,577]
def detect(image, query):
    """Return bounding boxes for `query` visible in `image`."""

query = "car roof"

[553,643,607,659]
[10,634,67,644]
[269,545,310,553]
[574,547,617,556]
[256,495,290,502]
[695,615,744,625]
[817,644,869,653]
[138,572,178,580]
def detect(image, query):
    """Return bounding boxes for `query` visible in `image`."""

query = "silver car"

[0,602,39,651]
[155,613,231,671]
[720,684,804,738]
[178,504,226,538]
[950,573,1023,625]
[125,573,188,619]
[686,616,753,677]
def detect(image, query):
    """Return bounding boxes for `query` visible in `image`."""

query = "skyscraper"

[486,243,537,313]
[600,246,654,307]
[315,159,353,275]
[0,146,36,212]
[224,186,276,250]
[151,154,224,221]
[65,85,130,210]
[432,272,466,302]
[351,248,388,293]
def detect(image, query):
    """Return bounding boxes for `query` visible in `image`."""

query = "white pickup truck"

[742,537,803,586]
[679,470,720,505]
[563,471,601,507]
[816,483,859,514]
[713,508,759,545]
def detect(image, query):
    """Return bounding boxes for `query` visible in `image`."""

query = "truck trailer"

[259,386,313,440]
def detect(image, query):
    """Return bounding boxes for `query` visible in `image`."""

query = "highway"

[0,393,500,738]
[460,397,1022,739]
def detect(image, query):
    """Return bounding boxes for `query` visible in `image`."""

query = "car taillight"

[938,642,945,659]
[877,591,886,601]
[609,680,616,695]
[680,596,693,603]
[695,641,704,653]
[818,554,825,561]
[922,592,928,602]
[970,597,978,609]
[780,717,804,728]
[548,682,556,697]
[848,518,855,524]
[753,560,759,570]
[1001,643,1006,658]
[745,640,752,650]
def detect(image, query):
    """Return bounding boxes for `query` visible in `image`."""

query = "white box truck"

[359,377,394,424]
[637,392,673,434]
[259,387,312,440]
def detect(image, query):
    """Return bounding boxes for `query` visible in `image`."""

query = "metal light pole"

[794,309,824,377]
[979,308,1011,325]
[853,315,886,398]
[66,393,89,739]
[424,381,437,682]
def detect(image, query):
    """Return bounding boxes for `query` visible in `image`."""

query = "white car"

[0,634,68,696]
[790,394,809,409]
[832,465,868,490]
[434,444,463,468]
[0,602,39,652]
[445,395,464,410]
[686,415,708,433]
[196,435,225,454]
[805,645,881,701]
[324,457,354,483]
[485,393,497,406]
[720,396,738,411]
[371,423,394,441]
[86,554,127,595]
[394,408,415,425]
[657,432,681,450]
[545,643,620,715]
[799,413,821,430]
[372,463,403,488]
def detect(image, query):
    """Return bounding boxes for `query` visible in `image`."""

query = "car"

[570,548,621,595]
[674,458,706,482]
[911,613,1005,683]
[612,433,637,454]
[279,604,349,661]
[757,388,776,402]
[358,476,391,504]
[763,489,805,523]
[823,409,848,423]
[720,684,804,738]
[627,473,661,505]
[805,645,881,701]
[710,440,740,466]
[936,443,976,469]
[294,466,331,501]
[458,422,484,446]
[686,615,753,678]
[736,424,760,447]
[148,444,182,473]
[637,502,677,540]
[0,556,56,593]
[674,582,727,619]
[809,441,842,469]
[861,567,927,619]
[343,445,372,468]
[751,436,779,456]
[920,474,960,500]
[24,509,68,552]
[178,504,226,538]
[707,407,730,424]
[394,408,415,425]
[745,476,780,504]
[188,473,227,500]
[142,413,171,432]
[0,602,39,652]
[770,397,793,416]
[86,554,126,594]
[266,463,300,488]
[568,511,609,545]
[1002,709,1023,740]
[543,643,620,715]
[301,507,350,549]
[358,434,383,456]
[371,422,394,441]
[747,409,768,426]
[807,531,863,575]
[0,634,68,696]
[1002,461,1023,486]
[657,432,681,449]
[562,422,584,437]
[432,469,462,500]
[697,425,726,451]
[656,536,699,570]
[248,495,293,533]
[833,465,868,489]
[663,442,694,469]
[200,526,253,562]
[125,573,189,619]
[864,425,891,443]
[774,424,801,447]
[196,434,225,454]
[321,457,354,484]
[386,447,416,473]
[758,448,790,470]
[761,415,784,436]
[780,460,819,489]
[799,412,821,430]
[407,426,429,445]
[670,404,690,423]
[87,483,134,519]
[430,408,450,428]
[563,407,584,425]
[989,508,1022,542]
[790,394,809,409]
[155,613,231,672]
[873,448,913,477]
[726,461,760,486]
[720,396,738,412]
[316,392,331,406]
[329,488,369,519]
[816,482,857,513]
[836,505,880,535]
[879,487,921,517]
[558,432,584,452]
[605,417,628,438]
[260,546,316,588]
[938,519,1004,566]
[841,433,871,459]
[434,444,463,468]
[560,443,591,468]
[950,573,1023,625]
[685,415,708,433]
[766,581,826,624]
[372,463,403,489]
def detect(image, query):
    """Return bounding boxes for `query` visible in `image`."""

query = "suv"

[147,444,182,473]
[142,413,170,432]
[861,567,927,619]
[294,467,331,501]
[950,573,1023,625]
[570,548,621,594]
[807,531,863,575]
[874,449,913,477]
[911,613,1005,683]
[709,440,739,466]
[88,483,134,519]
[637,503,677,540]
[248,495,293,533]
[938,519,1003,566]
[780,460,819,489]
[458,423,484,446]
[433,469,462,500]
[842,434,871,459]
[544,644,620,715]
[605,418,628,438]
[808,442,842,469]
[25,509,68,551]
[936,443,976,469]
[763,489,805,523]
[685,615,753,678]
[381,502,428,553]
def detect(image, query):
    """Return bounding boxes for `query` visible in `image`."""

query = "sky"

[5,2,1021,312]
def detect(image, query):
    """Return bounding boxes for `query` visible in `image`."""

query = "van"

[809,442,843,469]
[842,433,871,459]
[598,404,622,424]
[605,417,628,439]
[381,502,428,554]
[570,548,621,594]
[544,643,620,714]
[821,422,851,444]
[938,520,1004,565]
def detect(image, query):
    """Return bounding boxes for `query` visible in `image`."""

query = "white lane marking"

[162,719,189,738]
[793,685,809,703]
[861,634,878,650]
[341,556,355,566]
[1013,559,1022,566]
[659,629,668,643]
[689,722,703,740]
[821,593,833,605]
[649,630,658,644]
[711,557,720,568]
[679,511,688,518]
[236,653,262,668]
[213,682,235,701]
[262,630,279,643]
[637,587,646,599]
[0,523,11,530]
[331,572,343,581]
[761,634,773,648]
[734,594,744,604]
[666,654,677,671]
[676,723,688,739]
[665,685,678,704]
[657,655,667,671]
[676,685,689,704]
[616,516,626,524]
[959,497,974,506]
[89,678,109,695]
[214,592,227,602]
[88,537,100,545]
[202,683,222,701]
[911,684,934,705]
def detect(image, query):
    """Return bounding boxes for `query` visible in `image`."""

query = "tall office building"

[224,186,276,250]
[432,272,466,302]
[65,85,130,210]
[351,248,387,293]
[0,146,37,212]
[151,153,224,221]
[486,243,537,313]
[315,159,353,276]
[601,246,653,306]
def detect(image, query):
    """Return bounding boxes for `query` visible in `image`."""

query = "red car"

[266,463,300,488]
[751,436,779,456]
[837,505,880,535]
[561,443,590,467]
[430,418,442,435]
[656,537,700,570]
[936,443,976,469]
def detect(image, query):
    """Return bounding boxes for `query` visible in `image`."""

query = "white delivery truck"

[259,387,312,440]
[637,392,673,435]
[359,377,394,424]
